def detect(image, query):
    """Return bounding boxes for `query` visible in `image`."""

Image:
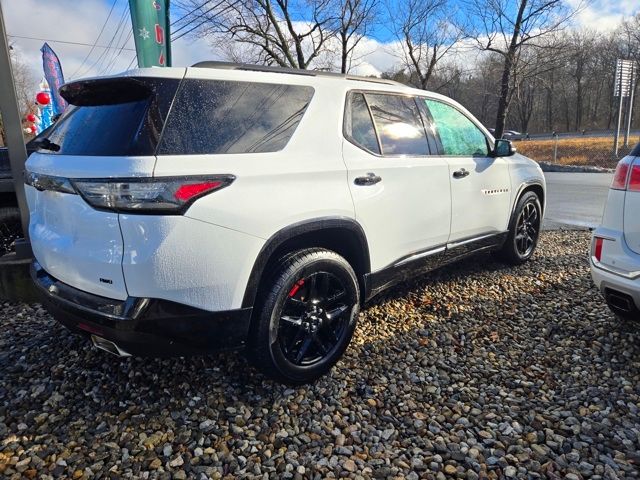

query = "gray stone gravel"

[1,231,639,479]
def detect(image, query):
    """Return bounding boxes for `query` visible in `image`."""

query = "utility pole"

[0,1,31,257]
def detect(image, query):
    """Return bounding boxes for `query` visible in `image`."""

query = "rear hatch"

[25,74,182,299]
[623,153,640,254]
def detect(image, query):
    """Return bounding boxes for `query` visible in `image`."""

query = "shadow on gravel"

[2,231,639,478]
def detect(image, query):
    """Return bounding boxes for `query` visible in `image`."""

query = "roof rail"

[190,61,405,86]
[345,75,403,86]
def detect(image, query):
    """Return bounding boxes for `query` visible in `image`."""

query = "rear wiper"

[32,137,61,152]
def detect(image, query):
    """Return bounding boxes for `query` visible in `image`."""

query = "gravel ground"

[1,230,639,479]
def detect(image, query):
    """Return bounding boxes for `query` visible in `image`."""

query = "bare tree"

[619,13,640,59]
[180,0,337,69]
[425,18,640,135]
[566,29,598,131]
[337,0,378,73]
[0,47,34,146]
[388,0,463,89]
[512,35,570,132]
[466,0,581,138]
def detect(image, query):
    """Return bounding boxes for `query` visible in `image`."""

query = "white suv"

[591,151,640,322]
[26,62,545,383]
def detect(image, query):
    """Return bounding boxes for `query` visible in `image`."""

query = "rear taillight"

[24,171,75,194]
[593,237,604,262]
[628,160,640,192]
[72,176,234,214]
[611,157,632,190]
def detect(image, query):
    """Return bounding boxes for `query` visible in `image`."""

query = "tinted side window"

[345,93,380,154]
[424,99,488,156]
[159,80,314,155]
[365,94,430,156]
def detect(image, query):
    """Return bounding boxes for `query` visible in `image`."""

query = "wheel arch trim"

[512,180,545,217]
[241,216,370,309]
[503,180,545,243]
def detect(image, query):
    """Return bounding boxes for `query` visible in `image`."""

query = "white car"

[25,63,545,383]
[591,150,640,321]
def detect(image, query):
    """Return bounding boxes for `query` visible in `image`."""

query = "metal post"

[624,64,635,148]
[553,134,558,163]
[614,63,624,158]
[0,2,31,256]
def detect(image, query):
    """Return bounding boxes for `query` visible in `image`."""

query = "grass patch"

[516,136,639,167]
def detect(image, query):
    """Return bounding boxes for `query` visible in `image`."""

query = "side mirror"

[494,139,516,157]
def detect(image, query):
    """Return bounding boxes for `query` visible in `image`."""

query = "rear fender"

[241,217,370,309]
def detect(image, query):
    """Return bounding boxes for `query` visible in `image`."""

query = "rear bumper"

[31,261,252,356]
[590,232,640,321]
[591,261,640,321]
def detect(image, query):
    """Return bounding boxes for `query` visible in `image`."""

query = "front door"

[422,98,512,243]
[342,91,451,271]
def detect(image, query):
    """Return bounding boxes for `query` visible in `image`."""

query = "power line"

[171,0,230,41]
[97,3,131,73]
[101,29,133,75]
[83,2,130,77]
[171,0,225,38]
[70,0,120,78]
[170,0,211,27]
[126,52,138,70]
[7,34,134,51]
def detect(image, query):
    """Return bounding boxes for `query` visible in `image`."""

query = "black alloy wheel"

[515,201,540,257]
[278,271,351,366]
[248,248,360,384]
[496,191,542,265]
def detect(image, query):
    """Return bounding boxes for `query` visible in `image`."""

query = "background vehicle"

[591,147,640,321]
[26,63,545,384]
[0,139,40,255]
[487,128,524,140]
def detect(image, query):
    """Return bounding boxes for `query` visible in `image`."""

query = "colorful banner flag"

[40,42,67,115]
[128,0,172,68]
[36,80,55,133]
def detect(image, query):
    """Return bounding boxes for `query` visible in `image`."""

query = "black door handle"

[354,173,382,186]
[453,168,470,179]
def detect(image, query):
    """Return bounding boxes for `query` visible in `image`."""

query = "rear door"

[422,98,512,242]
[342,91,451,271]
[25,74,182,300]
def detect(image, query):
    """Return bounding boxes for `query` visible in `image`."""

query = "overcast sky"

[2,0,639,89]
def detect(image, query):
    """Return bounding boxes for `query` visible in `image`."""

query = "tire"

[247,248,360,384]
[496,191,542,265]
[0,206,22,256]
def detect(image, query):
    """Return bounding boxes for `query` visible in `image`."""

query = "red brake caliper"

[288,279,305,297]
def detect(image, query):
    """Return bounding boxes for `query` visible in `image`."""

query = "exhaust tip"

[605,288,638,315]
[607,293,633,313]
[91,335,131,357]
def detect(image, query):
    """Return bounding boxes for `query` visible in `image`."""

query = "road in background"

[516,130,640,141]
[543,172,613,229]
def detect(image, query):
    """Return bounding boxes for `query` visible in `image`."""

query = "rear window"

[344,92,380,154]
[44,102,148,156]
[42,77,179,156]
[158,79,314,155]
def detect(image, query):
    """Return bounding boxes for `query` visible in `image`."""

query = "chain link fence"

[515,133,640,168]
